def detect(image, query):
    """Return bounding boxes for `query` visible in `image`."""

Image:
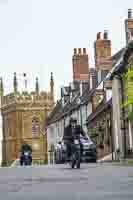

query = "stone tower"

[72,48,89,81]
[94,31,112,84]
[0,73,54,164]
[125,9,133,45]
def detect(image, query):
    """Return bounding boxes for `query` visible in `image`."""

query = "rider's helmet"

[69,117,77,124]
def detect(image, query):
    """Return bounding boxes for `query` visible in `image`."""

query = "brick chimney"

[72,48,89,82]
[125,9,133,44]
[94,31,112,71]
[94,31,112,84]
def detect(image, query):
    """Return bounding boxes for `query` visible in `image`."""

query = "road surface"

[0,163,133,199]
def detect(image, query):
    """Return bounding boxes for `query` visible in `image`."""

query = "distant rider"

[20,141,32,165]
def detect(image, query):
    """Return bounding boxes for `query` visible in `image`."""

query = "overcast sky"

[0,0,133,99]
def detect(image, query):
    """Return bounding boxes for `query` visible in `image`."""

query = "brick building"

[72,48,89,81]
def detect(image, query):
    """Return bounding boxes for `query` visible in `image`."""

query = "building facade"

[47,9,133,163]
[0,73,54,164]
[110,41,133,159]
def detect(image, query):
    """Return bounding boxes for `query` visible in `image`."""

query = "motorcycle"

[69,137,81,169]
[20,151,32,166]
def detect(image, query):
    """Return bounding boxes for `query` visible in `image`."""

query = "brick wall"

[94,31,112,71]
[72,48,89,81]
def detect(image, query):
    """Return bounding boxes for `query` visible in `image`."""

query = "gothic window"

[6,117,12,137]
[32,117,40,136]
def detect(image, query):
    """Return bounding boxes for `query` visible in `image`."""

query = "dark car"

[54,135,96,164]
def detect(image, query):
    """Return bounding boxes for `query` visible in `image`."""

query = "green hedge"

[1,159,48,167]
[128,111,133,120]
[1,160,14,167]
[32,159,48,165]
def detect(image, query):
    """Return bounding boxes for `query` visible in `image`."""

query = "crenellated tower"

[0,73,55,164]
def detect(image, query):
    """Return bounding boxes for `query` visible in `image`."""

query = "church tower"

[0,73,54,165]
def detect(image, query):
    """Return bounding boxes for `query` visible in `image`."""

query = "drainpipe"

[110,112,114,161]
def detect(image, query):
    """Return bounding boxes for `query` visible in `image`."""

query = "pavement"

[10,159,20,167]
[0,163,133,199]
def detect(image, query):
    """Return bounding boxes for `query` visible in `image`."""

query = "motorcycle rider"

[63,117,85,160]
[20,141,32,165]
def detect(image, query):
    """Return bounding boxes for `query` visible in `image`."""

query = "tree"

[123,65,133,120]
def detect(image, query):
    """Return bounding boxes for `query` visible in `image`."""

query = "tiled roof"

[47,100,63,125]
[109,41,133,77]
[112,48,125,66]
[114,41,133,74]
[47,47,125,126]
[86,98,112,124]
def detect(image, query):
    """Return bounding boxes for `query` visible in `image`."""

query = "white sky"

[0,0,133,99]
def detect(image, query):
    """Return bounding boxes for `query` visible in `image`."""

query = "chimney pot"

[104,30,108,39]
[97,32,101,40]
[128,9,132,18]
[83,48,86,54]
[78,48,82,54]
[74,48,77,55]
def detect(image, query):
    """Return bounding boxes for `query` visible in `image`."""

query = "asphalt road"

[0,163,133,200]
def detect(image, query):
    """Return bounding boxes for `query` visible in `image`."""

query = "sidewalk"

[11,159,48,167]
[10,159,20,167]
[97,153,114,163]
[97,153,133,166]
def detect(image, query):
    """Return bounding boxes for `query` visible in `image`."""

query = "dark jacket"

[63,125,73,141]
[63,124,86,141]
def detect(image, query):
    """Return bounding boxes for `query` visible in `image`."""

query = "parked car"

[54,135,96,164]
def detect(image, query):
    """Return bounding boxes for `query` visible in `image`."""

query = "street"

[0,163,133,199]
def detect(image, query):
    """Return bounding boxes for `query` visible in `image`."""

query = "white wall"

[47,124,56,150]
[47,119,64,151]
[47,123,57,164]
[106,89,112,102]
[129,121,133,149]
[58,119,64,140]
[87,102,92,116]
[81,105,87,133]
[65,115,70,127]
[112,77,124,158]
